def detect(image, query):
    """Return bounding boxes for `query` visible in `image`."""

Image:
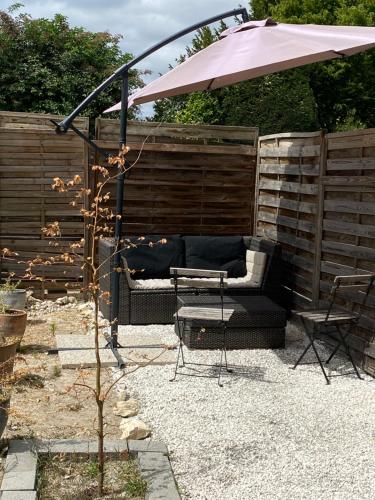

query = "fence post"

[312,130,327,306]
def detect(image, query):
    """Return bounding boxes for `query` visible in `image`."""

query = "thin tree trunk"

[94,292,104,495]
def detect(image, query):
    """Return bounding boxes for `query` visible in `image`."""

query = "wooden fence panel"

[255,128,375,376]
[320,129,375,375]
[0,111,88,296]
[93,119,258,236]
[255,132,323,307]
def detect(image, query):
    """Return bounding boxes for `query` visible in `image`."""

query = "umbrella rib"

[333,50,347,57]
[206,78,216,91]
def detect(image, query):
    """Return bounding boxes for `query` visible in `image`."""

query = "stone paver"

[0,441,37,491]
[55,334,107,350]
[142,468,180,500]
[0,439,177,499]
[139,452,171,471]
[57,346,118,368]
[35,438,168,456]
[1,491,37,499]
[118,347,176,366]
[56,334,175,368]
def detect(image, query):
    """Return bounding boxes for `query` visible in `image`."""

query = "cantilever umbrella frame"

[52,7,250,361]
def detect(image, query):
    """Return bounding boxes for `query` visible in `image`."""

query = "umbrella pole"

[52,7,250,366]
[109,71,129,352]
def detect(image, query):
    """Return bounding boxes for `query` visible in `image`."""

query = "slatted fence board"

[320,129,375,375]
[0,111,88,295]
[93,119,258,236]
[255,132,323,307]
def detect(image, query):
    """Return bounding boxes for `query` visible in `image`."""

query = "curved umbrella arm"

[54,6,249,134]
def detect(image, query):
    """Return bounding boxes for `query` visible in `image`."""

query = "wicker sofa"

[99,235,283,325]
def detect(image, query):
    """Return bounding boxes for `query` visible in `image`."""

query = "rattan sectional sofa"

[99,235,283,326]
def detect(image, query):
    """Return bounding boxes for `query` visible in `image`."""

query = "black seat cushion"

[183,236,246,278]
[122,235,185,279]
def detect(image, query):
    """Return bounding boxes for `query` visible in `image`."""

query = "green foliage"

[0,276,21,291]
[175,91,223,125]
[0,5,143,122]
[85,461,100,478]
[221,71,319,134]
[255,0,375,130]
[0,299,8,314]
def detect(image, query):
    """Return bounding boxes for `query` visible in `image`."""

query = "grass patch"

[51,365,62,378]
[37,454,147,499]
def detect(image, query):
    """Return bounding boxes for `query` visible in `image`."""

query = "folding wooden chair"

[170,267,234,387]
[293,273,375,384]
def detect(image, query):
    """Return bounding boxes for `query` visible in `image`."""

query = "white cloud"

[2,0,247,115]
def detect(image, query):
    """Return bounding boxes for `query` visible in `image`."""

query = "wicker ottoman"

[175,295,286,350]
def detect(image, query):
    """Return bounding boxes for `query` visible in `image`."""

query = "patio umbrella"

[105,18,375,111]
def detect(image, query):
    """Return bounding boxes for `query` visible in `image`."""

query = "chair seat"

[297,308,357,323]
[175,306,234,322]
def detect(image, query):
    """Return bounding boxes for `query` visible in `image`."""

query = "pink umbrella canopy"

[105,18,375,111]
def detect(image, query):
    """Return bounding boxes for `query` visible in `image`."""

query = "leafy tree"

[0,5,143,122]
[253,0,375,130]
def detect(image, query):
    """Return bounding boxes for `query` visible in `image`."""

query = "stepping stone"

[55,334,107,350]
[1,491,36,499]
[58,347,118,368]
[55,335,176,368]
[116,332,173,348]
[118,347,176,366]
[1,440,37,492]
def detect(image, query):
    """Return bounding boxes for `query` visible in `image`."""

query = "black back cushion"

[122,235,185,279]
[184,236,246,278]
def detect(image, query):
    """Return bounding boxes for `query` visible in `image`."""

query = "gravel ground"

[117,323,375,500]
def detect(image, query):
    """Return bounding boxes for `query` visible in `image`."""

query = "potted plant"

[0,332,23,438]
[0,299,27,342]
[0,276,27,310]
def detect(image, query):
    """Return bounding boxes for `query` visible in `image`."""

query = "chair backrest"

[170,267,227,289]
[170,267,228,321]
[326,273,375,321]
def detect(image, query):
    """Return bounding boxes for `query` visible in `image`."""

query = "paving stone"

[138,452,171,471]
[1,441,37,491]
[1,491,37,499]
[117,333,172,348]
[55,334,107,350]
[118,347,176,366]
[36,439,168,456]
[55,335,175,368]
[57,347,118,368]
[142,468,180,500]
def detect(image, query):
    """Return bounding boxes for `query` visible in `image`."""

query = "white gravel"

[117,323,375,500]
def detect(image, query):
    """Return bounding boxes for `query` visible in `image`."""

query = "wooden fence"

[0,112,257,295]
[0,111,88,296]
[255,129,375,375]
[93,119,258,235]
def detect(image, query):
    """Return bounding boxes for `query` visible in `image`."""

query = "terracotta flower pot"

[0,309,27,341]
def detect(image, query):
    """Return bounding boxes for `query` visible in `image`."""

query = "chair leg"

[337,327,363,380]
[325,341,340,364]
[170,341,182,382]
[293,320,330,384]
[223,324,232,374]
[217,343,224,388]
[325,324,345,364]
[218,323,232,387]
[170,319,185,382]
[310,338,331,385]
[293,341,313,369]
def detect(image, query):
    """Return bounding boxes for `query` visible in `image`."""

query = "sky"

[0,0,249,116]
